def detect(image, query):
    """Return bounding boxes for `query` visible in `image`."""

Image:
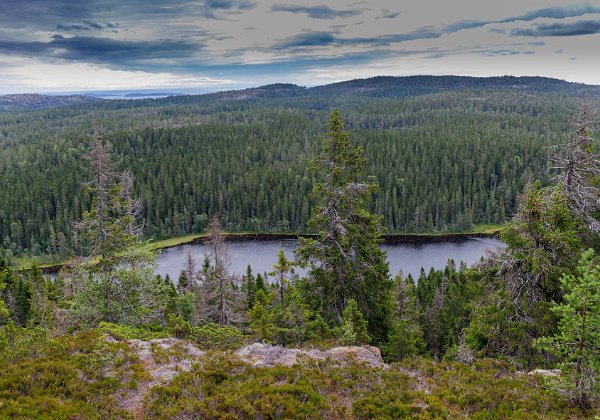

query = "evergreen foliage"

[536,249,600,408]
[62,134,174,329]
[338,299,370,346]
[296,109,392,343]
[2,81,586,259]
[383,274,425,361]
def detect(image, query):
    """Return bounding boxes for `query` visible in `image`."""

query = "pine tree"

[295,109,392,342]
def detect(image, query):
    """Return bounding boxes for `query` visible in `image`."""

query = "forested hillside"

[0,75,599,258]
[0,94,100,111]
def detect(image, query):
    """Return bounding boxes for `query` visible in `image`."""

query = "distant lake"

[155,237,506,281]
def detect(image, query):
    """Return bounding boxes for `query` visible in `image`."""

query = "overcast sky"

[1,1,600,93]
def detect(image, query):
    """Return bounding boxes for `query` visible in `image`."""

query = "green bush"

[192,323,248,349]
[0,321,63,365]
[97,321,170,341]
[0,329,143,419]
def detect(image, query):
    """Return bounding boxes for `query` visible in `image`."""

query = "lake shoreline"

[27,229,501,275]
[174,231,500,247]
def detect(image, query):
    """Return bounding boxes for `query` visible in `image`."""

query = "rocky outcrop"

[235,343,385,368]
[113,338,387,418]
[119,338,205,419]
[528,369,561,377]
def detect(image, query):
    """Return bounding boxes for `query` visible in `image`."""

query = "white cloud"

[0,56,238,93]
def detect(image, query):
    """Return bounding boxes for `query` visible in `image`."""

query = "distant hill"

[1,76,598,111]
[308,75,599,97]
[202,75,599,103]
[0,93,101,111]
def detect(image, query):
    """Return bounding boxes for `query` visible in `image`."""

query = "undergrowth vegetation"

[0,326,593,419]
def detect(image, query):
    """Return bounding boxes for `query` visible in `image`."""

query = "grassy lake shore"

[14,224,502,273]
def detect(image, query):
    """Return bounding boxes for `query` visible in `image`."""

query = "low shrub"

[192,323,248,349]
[97,321,169,341]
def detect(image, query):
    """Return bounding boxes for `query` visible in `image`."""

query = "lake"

[155,237,506,281]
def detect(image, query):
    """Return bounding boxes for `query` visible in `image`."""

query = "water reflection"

[154,237,506,281]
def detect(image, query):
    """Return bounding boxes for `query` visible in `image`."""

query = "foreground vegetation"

[0,326,594,419]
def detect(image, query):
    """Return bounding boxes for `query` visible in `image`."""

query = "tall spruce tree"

[65,130,171,329]
[295,109,392,342]
[75,129,143,269]
[384,273,425,361]
[536,249,600,409]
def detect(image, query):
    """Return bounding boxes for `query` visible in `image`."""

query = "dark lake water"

[155,237,506,281]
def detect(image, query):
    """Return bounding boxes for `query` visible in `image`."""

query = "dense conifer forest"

[1,76,599,260]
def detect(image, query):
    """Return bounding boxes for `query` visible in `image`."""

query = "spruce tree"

[384,274,425,361]
[269,249,293,303]
[65,130,170,328]
[339,298,370,345]
[536,249,600,409]
[242,265,256,310]
[75,129,143,269]
[295,109,392,342]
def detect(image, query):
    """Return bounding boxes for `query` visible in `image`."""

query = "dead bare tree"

[118,169,144,238]
[198,216,244,326]
[551,97,600,231]
[178,250,198,293]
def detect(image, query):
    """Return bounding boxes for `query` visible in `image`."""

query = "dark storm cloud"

[270,4,363,19]
[0,35,200,67]
[275,27,442,50]
[56,21,119,32]
[202,0,257,18]
[511,20,600,37]
[275,4,600,52]
[376,9,400,20]
[439,4,600,35]
[503,3,600,22]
